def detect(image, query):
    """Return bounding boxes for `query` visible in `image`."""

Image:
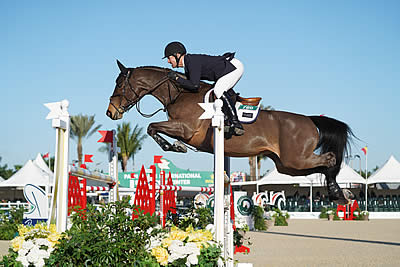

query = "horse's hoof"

[343,189,355,200]
[173,141,187,153]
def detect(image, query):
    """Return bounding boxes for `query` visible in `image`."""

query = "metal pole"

[212,100,225,266]
[365,150,368,212]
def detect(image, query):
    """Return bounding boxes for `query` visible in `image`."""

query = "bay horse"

[107,60,355,205]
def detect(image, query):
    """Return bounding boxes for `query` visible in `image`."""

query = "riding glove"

[167,71,179,81]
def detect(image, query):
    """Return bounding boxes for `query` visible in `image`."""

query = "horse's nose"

[106,110,112,118]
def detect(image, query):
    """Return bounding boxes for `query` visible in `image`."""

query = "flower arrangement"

[3,223,60,267]
[326,210,334,215]
[149,225,220,266]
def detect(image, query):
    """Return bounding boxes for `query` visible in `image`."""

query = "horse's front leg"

[147,121,194,153]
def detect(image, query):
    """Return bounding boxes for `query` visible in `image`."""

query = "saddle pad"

[204,89,261,124]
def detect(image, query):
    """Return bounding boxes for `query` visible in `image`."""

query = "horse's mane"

[136,66,212,92]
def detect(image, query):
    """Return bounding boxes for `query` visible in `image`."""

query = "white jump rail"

[45,100,119,232]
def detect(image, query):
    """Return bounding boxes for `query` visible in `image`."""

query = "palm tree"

[248,104,273,181]
[116,122,147,172]
[70,114,102,165]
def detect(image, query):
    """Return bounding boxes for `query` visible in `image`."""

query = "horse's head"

[107,60,152,120]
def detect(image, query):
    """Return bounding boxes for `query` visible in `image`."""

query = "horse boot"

[220,92,244,136]
[327,181,351,205]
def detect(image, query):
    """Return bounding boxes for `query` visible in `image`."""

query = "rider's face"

[167,56,177,68]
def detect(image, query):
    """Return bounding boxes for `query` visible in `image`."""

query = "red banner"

[84,154,93,163]
[97,130,113,143]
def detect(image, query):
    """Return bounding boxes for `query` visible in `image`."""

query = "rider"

[163,41,245,136]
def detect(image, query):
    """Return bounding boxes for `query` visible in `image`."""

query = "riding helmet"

[163,41,186,59]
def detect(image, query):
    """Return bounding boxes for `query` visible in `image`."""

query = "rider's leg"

[214,58,244,136]
[220,92,244,136]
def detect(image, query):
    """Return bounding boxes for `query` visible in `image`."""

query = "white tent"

[33,153,53,176]
[257,168,311,185]
[0,176,4,182]
[0,160,53,187]
[304,163,366,187]
[367,155,400,184]
[258,163,365,187]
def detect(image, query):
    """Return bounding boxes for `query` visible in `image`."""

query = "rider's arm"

[176,60,201,92]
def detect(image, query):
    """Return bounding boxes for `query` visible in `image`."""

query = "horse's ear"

[116,60,128,74]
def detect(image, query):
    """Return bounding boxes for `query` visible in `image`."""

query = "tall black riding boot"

[220,92,244,136]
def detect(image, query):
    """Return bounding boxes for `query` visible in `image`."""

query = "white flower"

[169,240,184,252]
[168,251,186,262]
[182,242,200,255]
[146,227,153,235]
[205,224,215,234]
[186,253,199,266]
[37,248,50,258]
[26,247,40,263]
[36,258,46,267]
[16,255,29,267]
[22,240,35,250]
[35,238,51,247]
[18,248,29,256]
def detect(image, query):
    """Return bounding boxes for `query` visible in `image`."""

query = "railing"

[0,202,31,211]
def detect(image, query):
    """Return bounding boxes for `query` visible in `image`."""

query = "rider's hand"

[167,71,178,81]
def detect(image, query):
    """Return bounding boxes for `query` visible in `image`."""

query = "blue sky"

[1,1,399,176]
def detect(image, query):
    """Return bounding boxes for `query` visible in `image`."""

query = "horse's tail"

[309,116,353,177]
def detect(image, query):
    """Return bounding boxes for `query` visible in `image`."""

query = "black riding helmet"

[163,41,186,66]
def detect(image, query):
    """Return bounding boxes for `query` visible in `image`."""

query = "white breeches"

[213,58,244,98]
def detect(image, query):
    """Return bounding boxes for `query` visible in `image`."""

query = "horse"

[106,60,355,205]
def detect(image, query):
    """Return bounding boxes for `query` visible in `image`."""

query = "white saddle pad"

[204,89,261,124]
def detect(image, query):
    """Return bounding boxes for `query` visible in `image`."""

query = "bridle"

[109,68,182,118]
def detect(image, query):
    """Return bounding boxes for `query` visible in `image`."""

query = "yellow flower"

[169,229,188,241]
[17,225,29,237]
[200,230,213,241]
[47,233,61,246]
[161,237,173,248]
[151,246,169,266]
[49,224,57,234]
[11,236,24,252]
[196,241,210,249]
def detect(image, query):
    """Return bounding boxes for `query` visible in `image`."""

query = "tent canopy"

[33,153,53,176]
[257,168,311,185]
[368,155,400,184]
[257,163,365,186]
[0,160,53,187]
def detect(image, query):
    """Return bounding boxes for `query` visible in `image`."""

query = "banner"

[118,158,214,188]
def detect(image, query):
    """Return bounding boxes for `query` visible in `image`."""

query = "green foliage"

[272,208,288,226]
[0,207,25,240]
[252,206,266,231]
[175,207,213,230]
[233,224,251,248]
[319,207,328,218]
[1,249,20,267]
[197,244,221,267]
[0,157,17,179]
[47,198,161,266]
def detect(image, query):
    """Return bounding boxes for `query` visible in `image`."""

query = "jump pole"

[199,99,234,267]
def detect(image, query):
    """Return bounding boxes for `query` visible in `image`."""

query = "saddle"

[205,89,262,124]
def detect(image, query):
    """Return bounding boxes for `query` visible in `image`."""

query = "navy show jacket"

[176,53,236,92]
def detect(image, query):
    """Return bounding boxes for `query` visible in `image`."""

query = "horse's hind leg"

[324,166,354,205]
